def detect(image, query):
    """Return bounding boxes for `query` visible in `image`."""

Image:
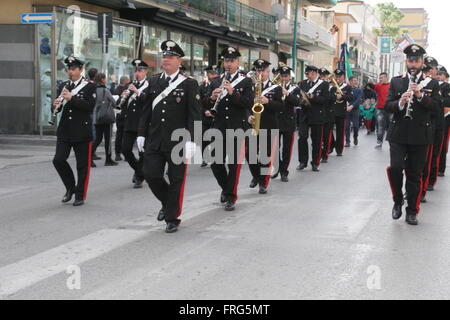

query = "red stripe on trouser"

[176,161,189,218]
[286,132,296,170]
[423,145,434,194]
[83,142,93,200]
[327,130,333,156]
[386,166,396,201]
[264,135,279,188]
[433,135,445,186]
[232,140,246,203]
[316,125,324,165]
[416,177,424,215]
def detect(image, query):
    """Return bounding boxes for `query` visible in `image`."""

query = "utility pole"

[292,0,300,79]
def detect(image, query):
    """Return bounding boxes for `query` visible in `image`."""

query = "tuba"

[252,73,264,136]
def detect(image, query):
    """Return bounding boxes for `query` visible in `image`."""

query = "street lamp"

[292,0,300,78]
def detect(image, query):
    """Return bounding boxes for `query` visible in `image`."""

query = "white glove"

[136,136,146,153]
[185,141,197,160]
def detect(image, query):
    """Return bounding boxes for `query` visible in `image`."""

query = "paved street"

[0,132,449,300]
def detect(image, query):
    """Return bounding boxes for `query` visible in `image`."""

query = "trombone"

[329,75,345,103]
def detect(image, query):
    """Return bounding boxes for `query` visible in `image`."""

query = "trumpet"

[49,85,70,125]
[210,72,230,116]
[329,75,345,103]
[252,73,264,136]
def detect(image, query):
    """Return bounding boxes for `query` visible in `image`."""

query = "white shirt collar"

[71,77,82,86]
[263,79,271,87]
[228,71,238,80]
[164,69,180,82]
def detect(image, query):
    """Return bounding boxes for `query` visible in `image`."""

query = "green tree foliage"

[373,2,404,40]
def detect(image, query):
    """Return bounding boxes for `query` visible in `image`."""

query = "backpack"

[95,87,115,124]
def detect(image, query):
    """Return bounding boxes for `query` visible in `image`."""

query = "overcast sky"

[365,0,450,68]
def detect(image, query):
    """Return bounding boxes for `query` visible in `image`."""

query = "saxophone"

[252,73,264,136]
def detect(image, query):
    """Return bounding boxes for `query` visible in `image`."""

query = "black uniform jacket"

[206,72,254,132]
[278,83,301,132]
[385,73,441,145]
[298,78,330,125]
[55,78,96,142]
[332,83,354,118]
[123,79,149,132]
[138,72,202,152]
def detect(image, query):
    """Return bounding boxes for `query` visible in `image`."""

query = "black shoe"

[420,194,427,203]
[281,174,289,182]
[312,164,320,172]
[296,163,307,171]
[165,220,180,233]
[91,160,96,168]
[92,153,101,160]
[201,161,208,168]
[73,199,84,207]
[225,201,235,211]
[115,154,123,161]
[406,214,418,226]
[249,178,258,188]
[336,153,343,157]
[132,174,137,184]
[62,190,74,203]
[105,159,119,166]
[438,172,445,177]
[345,142,350,148]
[427,184,434,191]
[220,192,227,204]
[133,178,144,189]
[271,172,279,179]
[392,203,403,220]
[259,186,267,194]
[354,137,358,146]
[157,208,166,221]
[321,158,328,163]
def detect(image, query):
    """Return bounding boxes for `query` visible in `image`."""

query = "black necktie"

[68,82,75,91]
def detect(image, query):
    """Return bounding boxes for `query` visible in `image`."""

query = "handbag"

[95,88,116,124]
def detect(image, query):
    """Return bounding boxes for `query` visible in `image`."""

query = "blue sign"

[21,13,53,24]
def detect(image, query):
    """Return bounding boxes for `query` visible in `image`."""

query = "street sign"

[20,13,53,24]
[380,36,392,54]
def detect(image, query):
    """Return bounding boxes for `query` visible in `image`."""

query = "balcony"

[154,0,276,38]
[278,16,336,52]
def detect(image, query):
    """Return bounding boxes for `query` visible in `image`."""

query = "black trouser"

[202,121,213,160]
[277,130,295,176]
[211,135,246,203]
[322,122,334,160]
[122,131,144,180]
[53,140,92,201]
[345,108,360,143]
[93,123,112,160]
[115,122,124,156]
[439,118,450,174]
[420,143,434,198]
[143,148,188,223]
[298,121,323,166]
[247,130,278,188]
[334,117,346,155]
[429,126,445,186]
[387,142,428,216]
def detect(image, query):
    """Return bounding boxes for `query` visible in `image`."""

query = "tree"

[373,2,404,40]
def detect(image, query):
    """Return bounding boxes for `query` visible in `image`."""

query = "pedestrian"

[112,75,131,161]
[92,73,119,167]
[345,76,362,147]
[359,99,376,134]
[385,44,440,225]
[87,68,99,162]
[51,56,97,207]
[437,67,450,177]
[137,40,201,233]
[374,72,391,149]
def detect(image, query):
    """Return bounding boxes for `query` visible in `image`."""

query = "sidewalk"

[0,134,56,147]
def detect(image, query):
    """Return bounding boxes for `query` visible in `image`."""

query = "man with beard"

[385,44,440,225]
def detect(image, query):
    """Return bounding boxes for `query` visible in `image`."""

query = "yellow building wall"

[0,0,112,24]
[399,13,425,25]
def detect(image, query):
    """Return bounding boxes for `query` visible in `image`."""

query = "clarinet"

[118,80,138,109]
[404,73,417,120]
[210,72,230,116]
[49,84,70,125]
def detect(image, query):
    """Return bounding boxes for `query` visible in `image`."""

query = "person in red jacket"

[373,72,391,149]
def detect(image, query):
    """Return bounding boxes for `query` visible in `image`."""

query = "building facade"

[397,8,429,49]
